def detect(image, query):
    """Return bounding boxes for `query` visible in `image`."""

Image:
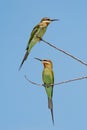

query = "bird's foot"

[36,35,42,41]
[43,83,53,88]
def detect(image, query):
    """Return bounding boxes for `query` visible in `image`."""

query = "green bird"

[19,17,59,70]
[35,57,54,124]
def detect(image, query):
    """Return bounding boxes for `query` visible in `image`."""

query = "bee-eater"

[19,17,59,70]
[35,57,54,124]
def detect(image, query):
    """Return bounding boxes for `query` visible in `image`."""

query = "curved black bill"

[51,19,60,21]
[34,57,42,62]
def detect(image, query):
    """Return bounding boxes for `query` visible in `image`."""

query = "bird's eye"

[46,18,50,21]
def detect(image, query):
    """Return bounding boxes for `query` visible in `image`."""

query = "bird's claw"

[36,35,42,41]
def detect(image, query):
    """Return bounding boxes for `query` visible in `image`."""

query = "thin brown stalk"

[24,75,87,87]
[38,37,87,66]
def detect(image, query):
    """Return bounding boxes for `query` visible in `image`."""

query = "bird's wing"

[42,69,54,99]
[42,69,54,85]
[26,24,39,50]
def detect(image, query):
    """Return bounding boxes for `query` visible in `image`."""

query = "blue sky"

[0,0,87,130]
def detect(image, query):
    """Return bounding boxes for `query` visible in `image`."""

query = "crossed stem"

[26,37,87,87]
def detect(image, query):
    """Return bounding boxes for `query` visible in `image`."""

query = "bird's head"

[35,57,53,69]
[40,17,59,26]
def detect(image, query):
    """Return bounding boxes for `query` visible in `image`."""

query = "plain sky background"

[0,0,87,130]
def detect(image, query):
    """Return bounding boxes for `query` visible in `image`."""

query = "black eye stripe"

[43,60,51,63]
[41,18,50,21]
[47,19,50,20]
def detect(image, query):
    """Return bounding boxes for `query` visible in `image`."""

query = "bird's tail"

[19,51,29,70]
[48,98,54,125]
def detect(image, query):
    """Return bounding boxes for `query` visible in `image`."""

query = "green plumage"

[34,57,56,124]
[19,24,47,70]
[27,25,47,52]
[19,17,59,70]
[42,67,54,124]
